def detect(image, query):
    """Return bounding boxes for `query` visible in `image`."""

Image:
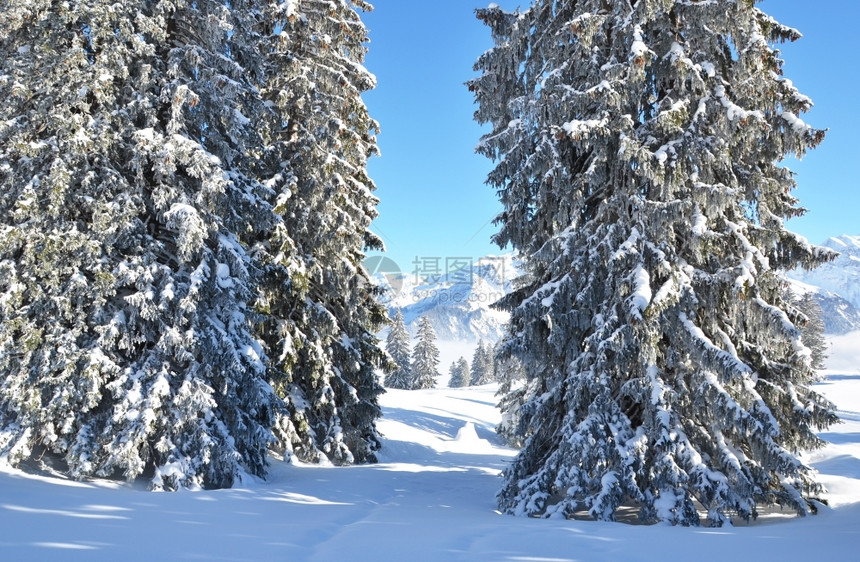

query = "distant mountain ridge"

[789,235,860,309]
[787,235,860,334]
[785,278,860,335]
[369,235,860,340]
[371,254,518,342]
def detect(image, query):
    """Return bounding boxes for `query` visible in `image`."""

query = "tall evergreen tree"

[254,0,385,465]
[411,316,439,390]
[448,357,470,389]
[0,0,281,489]
[472,0,838,525]
[0,0,385,486]
[385,310,413,389]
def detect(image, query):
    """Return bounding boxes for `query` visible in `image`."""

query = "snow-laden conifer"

[0,0,281,488]
[253,0,385,465]
[385,311,413,389]
[411,317,440,390]
[485,341,497,382]
[470,341,495,386]
[449,357,471,389]
[472,0,838,525]
[0,0,386,486]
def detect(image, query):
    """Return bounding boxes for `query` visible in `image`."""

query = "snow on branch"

[679,312,754,379]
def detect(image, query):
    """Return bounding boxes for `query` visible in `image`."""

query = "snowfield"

[2,335,859,560]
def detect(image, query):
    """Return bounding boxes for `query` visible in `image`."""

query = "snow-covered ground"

[2,336,859,560]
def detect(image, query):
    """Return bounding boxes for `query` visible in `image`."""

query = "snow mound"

[454,421,480,442]
[445,421,494,454]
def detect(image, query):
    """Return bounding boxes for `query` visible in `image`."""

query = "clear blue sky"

[361,0,859,274]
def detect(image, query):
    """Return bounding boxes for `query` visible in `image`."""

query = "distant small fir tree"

[495,348,527,447]
[493,341,524,388]
[411,317,440,390]
[470,341,495,386]
[449,357,471,388]
[385,310,413,389]
[483,341,496,382]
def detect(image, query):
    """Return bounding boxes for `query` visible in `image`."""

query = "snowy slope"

[1,338,859,560]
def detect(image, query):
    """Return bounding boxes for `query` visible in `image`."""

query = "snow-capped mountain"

[370,235,860,340]
[790,235,860,308]
[372,254,519,342]
[786,278,860,335]
[786,235,860,334]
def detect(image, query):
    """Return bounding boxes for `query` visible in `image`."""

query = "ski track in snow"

[1,338,860,560]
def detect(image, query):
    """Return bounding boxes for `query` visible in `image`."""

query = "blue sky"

[361,0,859,275]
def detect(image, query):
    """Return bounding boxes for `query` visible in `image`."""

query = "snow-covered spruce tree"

[385,310,413,389]
[472,1,838,525]
[410,317,439,390]
[470,340,495,386]
[458,356,472,387]
[483,341,496,382]
[484,341,496,381]
[0,0,283,488]
[797,293,828,371]
[449,357,470,388]
[253,0,385,464]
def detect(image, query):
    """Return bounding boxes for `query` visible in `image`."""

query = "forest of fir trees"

[0,0,386,490]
